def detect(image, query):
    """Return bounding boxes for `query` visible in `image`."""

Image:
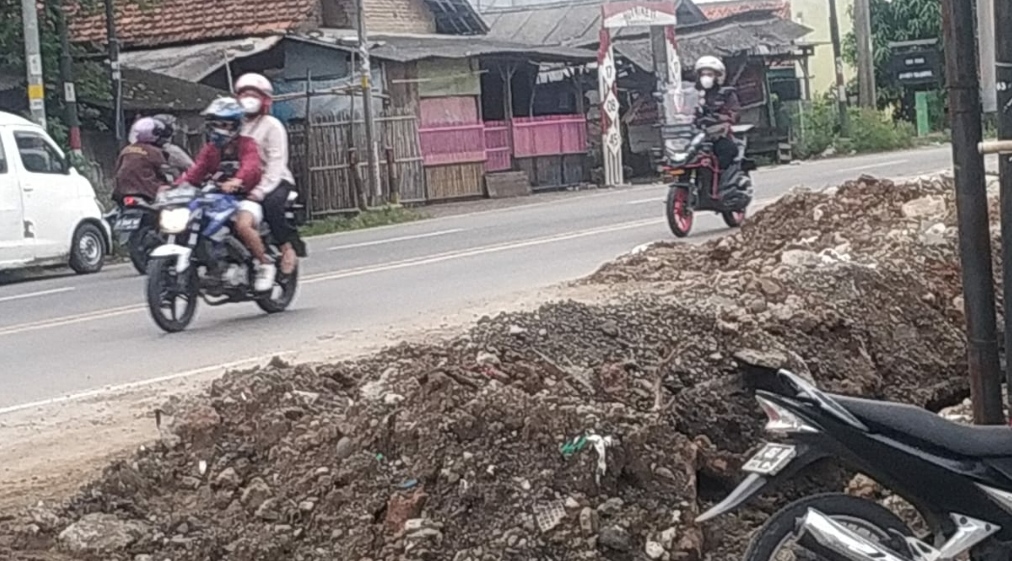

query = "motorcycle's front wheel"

[147,256,198,333]
[666,185,694,238]
[743,493,913,561]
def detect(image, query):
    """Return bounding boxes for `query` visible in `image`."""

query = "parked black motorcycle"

[697,366,1012,561]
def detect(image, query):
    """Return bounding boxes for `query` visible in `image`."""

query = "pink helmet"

[129,117,164,144]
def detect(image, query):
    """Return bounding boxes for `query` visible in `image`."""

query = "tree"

[0,0,108,144]
[842,0,942,121]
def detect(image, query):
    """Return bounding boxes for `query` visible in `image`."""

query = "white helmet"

[234,73,274,97]
[694,56,725,76]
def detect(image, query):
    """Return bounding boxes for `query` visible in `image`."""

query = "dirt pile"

[0,175,976,561]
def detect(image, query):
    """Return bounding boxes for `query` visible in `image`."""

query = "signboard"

[602,1,677,29]
[889,46,941,87]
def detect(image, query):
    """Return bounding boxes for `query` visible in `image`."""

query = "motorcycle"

[659,120,757,238]
[105,195,163,275]
[145,179,301,333]
[696,365,1012,561]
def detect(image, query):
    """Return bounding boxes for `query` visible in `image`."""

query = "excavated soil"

[0,175,984,561]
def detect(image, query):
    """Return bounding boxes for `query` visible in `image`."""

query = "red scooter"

[660,122,756,238]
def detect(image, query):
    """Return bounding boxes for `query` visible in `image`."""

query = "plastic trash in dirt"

[533,500,567,533]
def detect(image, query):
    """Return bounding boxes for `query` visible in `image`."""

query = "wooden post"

[303,70,314,220]
[386,146,399,204]
[349,148,368,212]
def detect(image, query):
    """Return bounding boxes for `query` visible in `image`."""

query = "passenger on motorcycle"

[693,55,740,173]
[179,98,276,292]
[152,113,194,179]
[113,117,169,206]
[234,73,300,277]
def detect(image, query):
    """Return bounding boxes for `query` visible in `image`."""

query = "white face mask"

[240,96,262,115]
[699,75,715,90]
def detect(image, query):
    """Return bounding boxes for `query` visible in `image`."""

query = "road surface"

[0,146,968,410]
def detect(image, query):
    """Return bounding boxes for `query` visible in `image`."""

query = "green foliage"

[299,206,428,237]
[0,0,108,142]
[842,0,943,112]
[792,94,916,159]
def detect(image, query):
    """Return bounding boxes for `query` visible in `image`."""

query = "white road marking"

[0,287,75,303]
[0,218,665,337]
[0,352,290,416]
[837,159,909,173]
[325,228,465,251]
[626,197,663,205]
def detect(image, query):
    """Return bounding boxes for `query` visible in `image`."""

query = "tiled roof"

[699,0,790,21]
[68,0,317,47]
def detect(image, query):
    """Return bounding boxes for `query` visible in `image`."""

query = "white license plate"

[115,217,141,231]
[742,443,797,475]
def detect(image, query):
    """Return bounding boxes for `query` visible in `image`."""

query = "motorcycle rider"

[693,56,741,176]
[179,98,275,292]
[234,73,301,278]
[113,117,169,206]
[152,114,194,179]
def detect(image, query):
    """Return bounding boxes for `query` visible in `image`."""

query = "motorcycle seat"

[832,394,1012,458]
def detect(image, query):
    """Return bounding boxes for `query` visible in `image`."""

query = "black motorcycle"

[105,195,163,275]
[697,366,1012,561]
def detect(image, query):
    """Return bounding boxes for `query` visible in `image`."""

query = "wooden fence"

[289,110,425,217]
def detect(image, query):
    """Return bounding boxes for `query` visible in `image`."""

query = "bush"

[792,95,916,159]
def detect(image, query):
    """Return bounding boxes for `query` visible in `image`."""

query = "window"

[14,131,65,174]
[0,135,7,174]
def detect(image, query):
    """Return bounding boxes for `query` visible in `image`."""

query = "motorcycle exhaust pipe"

[796,509,909,561]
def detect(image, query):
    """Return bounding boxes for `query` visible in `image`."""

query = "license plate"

[742,443,796,476]
[115,217,141,231]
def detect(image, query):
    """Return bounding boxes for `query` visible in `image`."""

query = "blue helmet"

[201,97,244,148]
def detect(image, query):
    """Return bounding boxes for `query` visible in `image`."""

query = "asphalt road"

[0,146,973,409]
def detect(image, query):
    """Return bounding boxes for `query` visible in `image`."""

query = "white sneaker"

[254,262,276,292]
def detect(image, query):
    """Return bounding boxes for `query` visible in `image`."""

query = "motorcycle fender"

[694,444,827,523]
[149,244,193,274]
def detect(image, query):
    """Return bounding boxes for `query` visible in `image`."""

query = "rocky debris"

[57,513,150,554]
[0,174,982,561]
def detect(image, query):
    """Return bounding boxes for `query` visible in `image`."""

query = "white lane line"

[0,352,290,416]
[325,228,465,251]
[837,159,909,173]
[0,218,665,337]
[626,197,663,205]
[0,287,75,303]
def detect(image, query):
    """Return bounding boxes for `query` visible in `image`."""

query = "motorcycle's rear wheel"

[721,209,746,228]
[256,265,299,314]
[128,229,159,275]
[666,186,694,238]
[147,256,198,333]
[743,493,913,561]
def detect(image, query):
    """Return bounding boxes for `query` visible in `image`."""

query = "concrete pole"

[21,0,47,127]
[853,0,877,108]
[53,0,82,156]
[993,0,1012,416]
[980,0,998,114]
[827,0,849,133]
[354,0,382,205]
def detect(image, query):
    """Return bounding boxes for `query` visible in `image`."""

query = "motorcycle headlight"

[160,208,191,234]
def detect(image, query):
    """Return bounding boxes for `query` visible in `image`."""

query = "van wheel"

[70,223,105,275]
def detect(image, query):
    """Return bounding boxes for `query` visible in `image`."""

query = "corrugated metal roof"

[118,37,283,82]
[614,11,811,70]
[481,0,706,46]
[699,0,791,20]
[300,29,596,62]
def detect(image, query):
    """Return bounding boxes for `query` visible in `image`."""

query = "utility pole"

[53,0,81,156]
[943,0,1004,425]
[827,0,848,133]
[354,0,381,206]
[979,0,998,114]
[104,0,124,145]
[853,0,876,108]
[21,0,47,127]
[994,0,1012,417]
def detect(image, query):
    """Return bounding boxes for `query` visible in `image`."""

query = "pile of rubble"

[0,175,979,561]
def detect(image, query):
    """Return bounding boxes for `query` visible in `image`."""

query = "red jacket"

[180,136,262,194]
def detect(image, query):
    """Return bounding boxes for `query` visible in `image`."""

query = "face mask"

[699,76,715,90]
[240,96,262,115]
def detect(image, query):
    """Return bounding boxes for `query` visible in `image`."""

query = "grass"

[299,205,428,238]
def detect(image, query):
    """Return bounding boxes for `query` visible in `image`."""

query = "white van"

[0,111,110,274]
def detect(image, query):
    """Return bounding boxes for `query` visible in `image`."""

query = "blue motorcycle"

[145,182,300,333]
